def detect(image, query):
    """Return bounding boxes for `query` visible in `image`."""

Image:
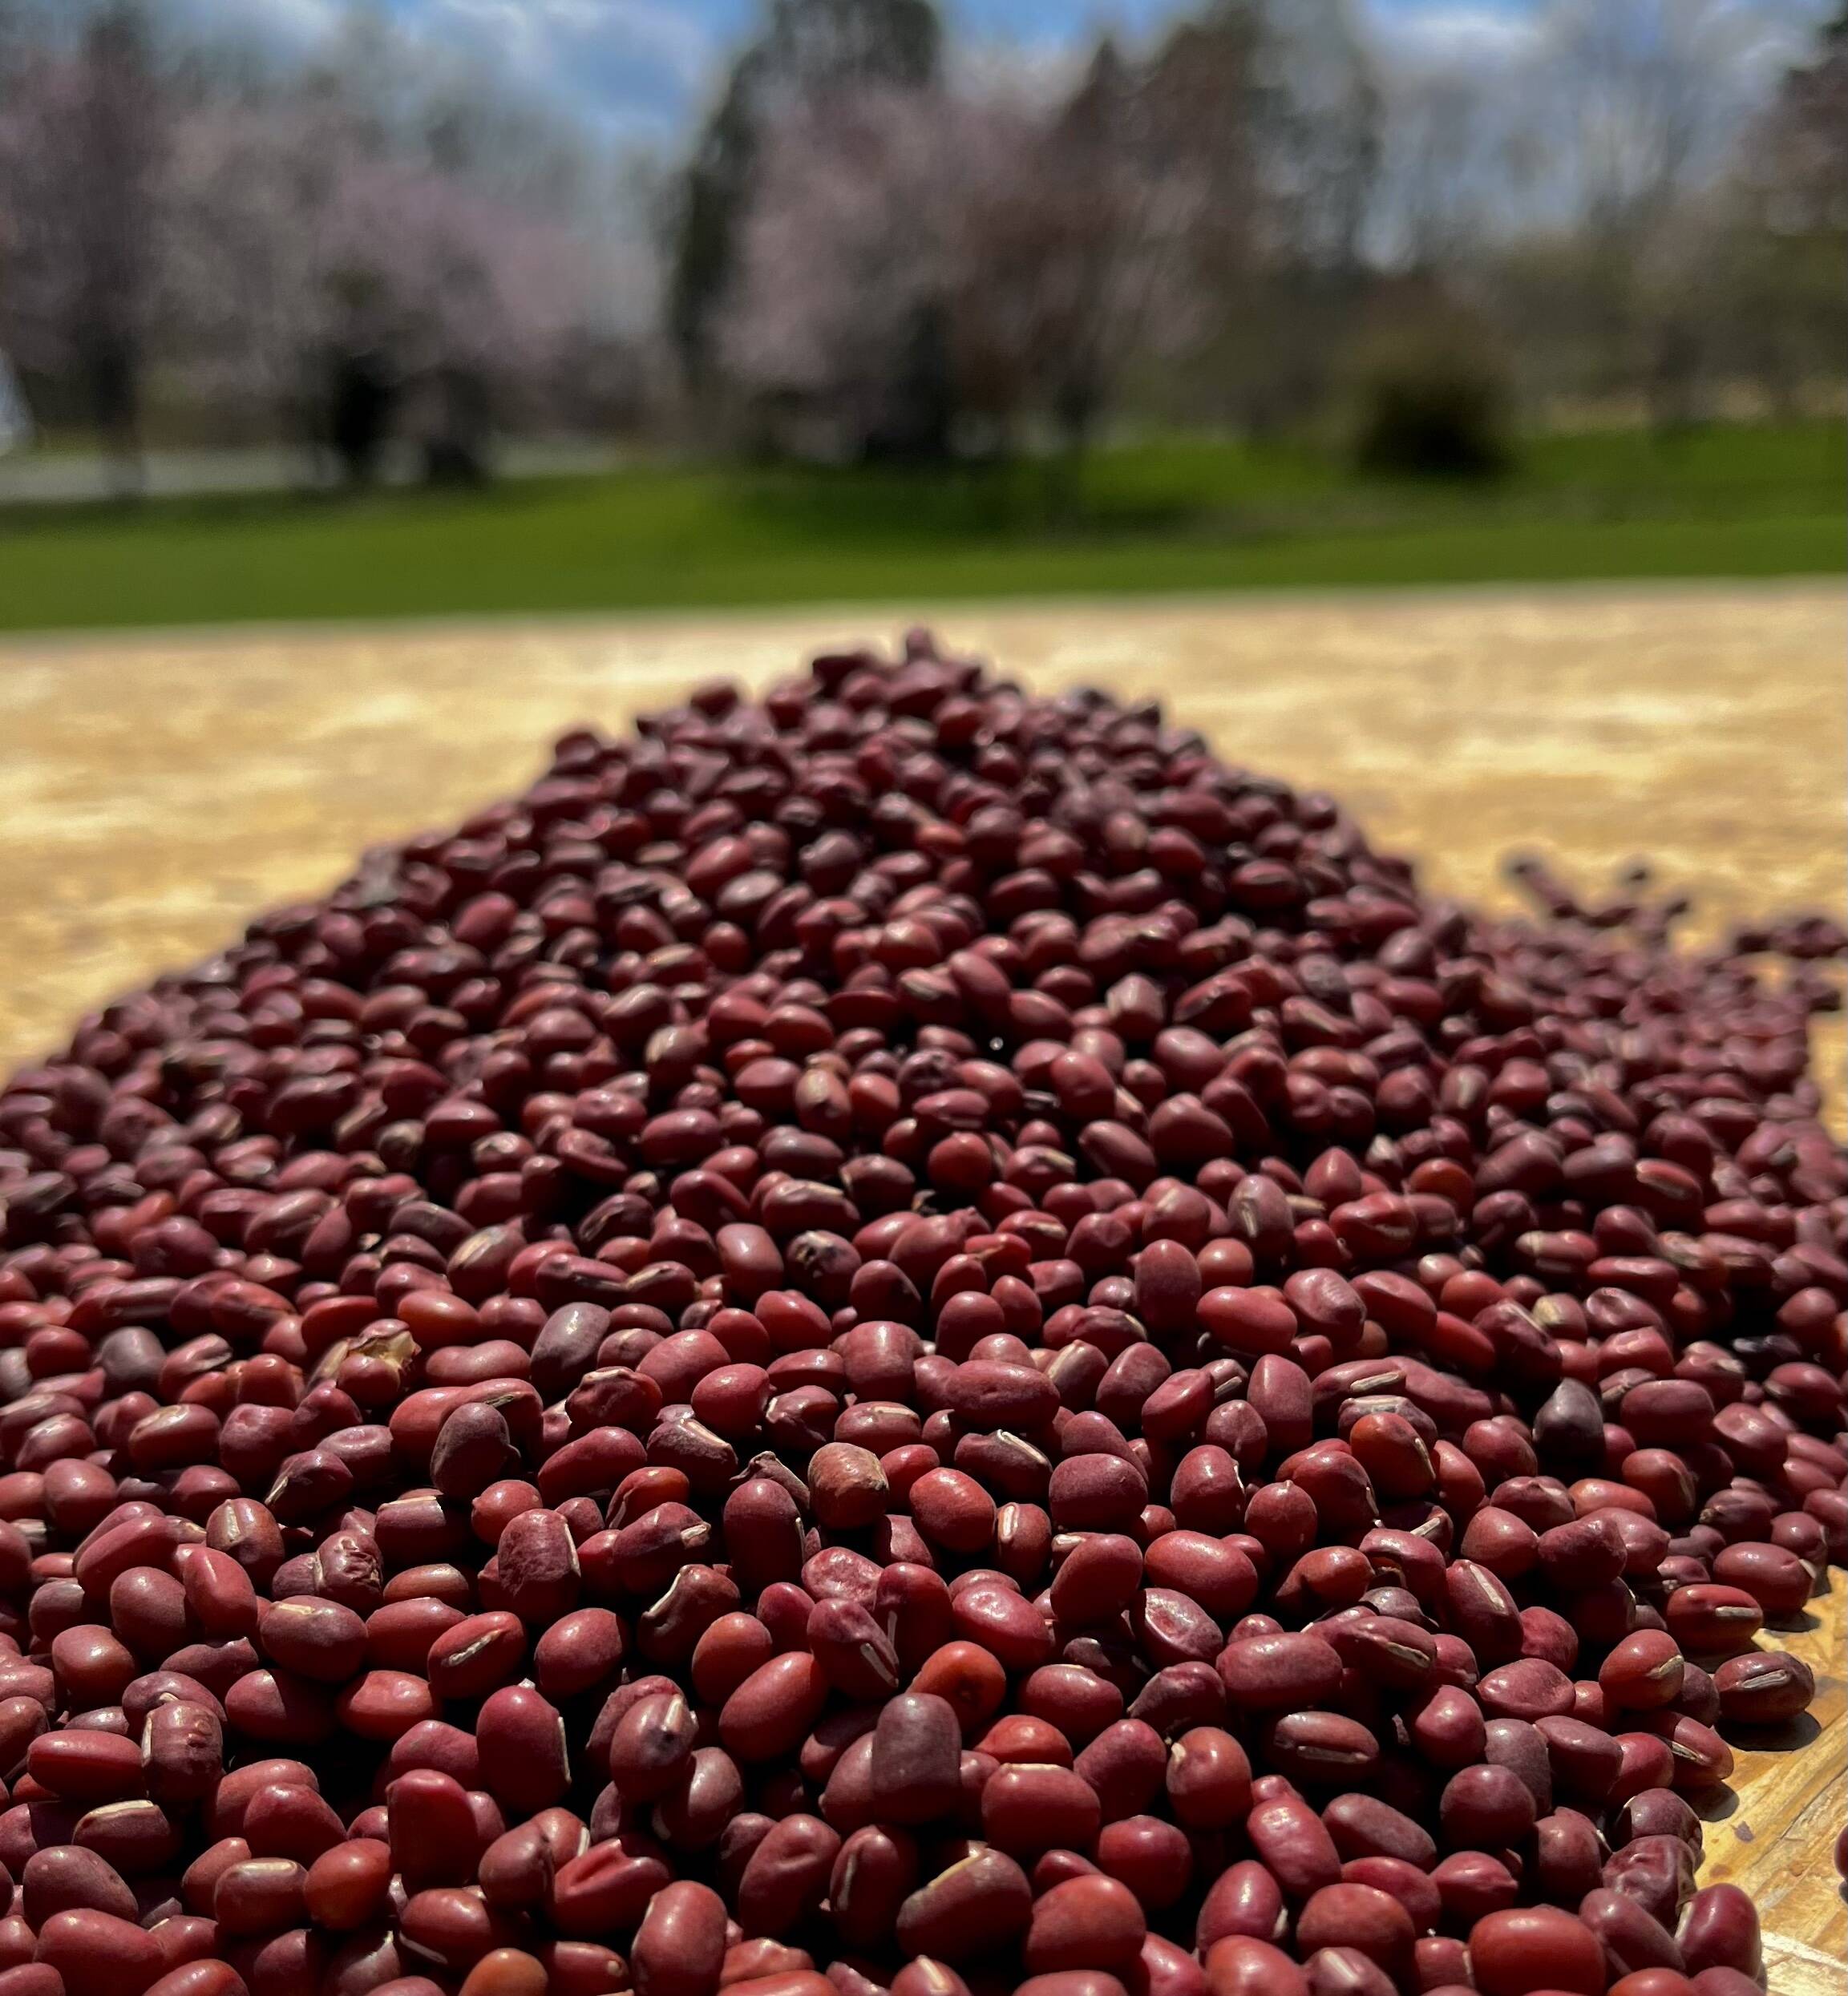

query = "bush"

[1352,337,1512,480]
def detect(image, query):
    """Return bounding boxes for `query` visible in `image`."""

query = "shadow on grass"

[725,456,1215,542]
[726,447,1848,552]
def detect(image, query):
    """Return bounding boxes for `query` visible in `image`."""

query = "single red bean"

[1467,1906,1607,1996]
[1662,1587,1762,1657]
[1321,1793,1436,1870]
[477,1823,556,1916]
[459,1952,548,1996]
[33,1909,164,1996]
[1016,1975,1129,1996]
[827,1823,917,1951]
[1262,1711,1379,1788]
[146,1969,249,1996]
[1713,1650,1814,1725]
[1296,1884,1416,1981]
[609,1691,698,1800]
[548,1837,668,1936]
[806,1445,889,1532]
[869,1693,962,1825]
[632,1880,726,1996]
[1196,1860,1286,1952]
[1245,1795,1341,1899]
[475,1687,568,1812]
[1440,1764,1535,1849]
[22,1844,138,1926]
[1600,1632,1684,1711]
[27,1732,145,1804]
[982,1764,1102,1856]
[1167,1727,1252,1828]
[0,1970,66,1996]
[1217,1633,1341,1712]
[896,1848,1033,1962]
[1023,1875,1145,1972]
[214,1857,308,1938]
[720,1654,827,1762]
[427,1613,527,1701]
[1434,1852,1519,1928]
[1203,1937,1310,1996]
[1093,1812,1191,1913]
[1650,1715,1733,1792]
[734,1814,840,1937]
[1074,1719,1167,1824]
[909,1470,997,1555]
[303,1839,390,1930]
[1603,1836,1693,1932]
[388,1768,479,1890]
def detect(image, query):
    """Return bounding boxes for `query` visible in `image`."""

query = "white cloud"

[416,0,723,122]
[1362,1,1543,75]
[142,0,724,146]
[1365,0,1833,79]
[949,30,1091,107]
[431,0,713,76]
[159,0,345,52]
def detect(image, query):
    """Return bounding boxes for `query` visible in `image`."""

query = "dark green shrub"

[1353,339,1512,479]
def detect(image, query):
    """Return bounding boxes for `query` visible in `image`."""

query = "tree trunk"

[86,335,144,501]
[1049,376,1100,522]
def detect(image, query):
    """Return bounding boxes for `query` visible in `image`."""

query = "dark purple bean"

[868,1694,962,1826]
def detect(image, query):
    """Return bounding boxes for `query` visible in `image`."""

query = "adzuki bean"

[0,633,1838,1993]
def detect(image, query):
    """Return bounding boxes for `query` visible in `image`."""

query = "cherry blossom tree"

[0,3,638,484]
[164,90,617,473]
[716,2,1370,459]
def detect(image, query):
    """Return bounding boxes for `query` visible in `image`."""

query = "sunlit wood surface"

[0,583,1842,1976]
[1700,1582,1845,1994]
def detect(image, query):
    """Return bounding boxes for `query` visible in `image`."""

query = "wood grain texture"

[0,583,1842,1974]
[1698,1581,1846,1993]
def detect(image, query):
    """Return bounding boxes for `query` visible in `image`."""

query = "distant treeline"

[0,0,1841,486]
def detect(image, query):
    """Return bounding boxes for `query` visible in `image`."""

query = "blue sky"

[181,0,1563,147]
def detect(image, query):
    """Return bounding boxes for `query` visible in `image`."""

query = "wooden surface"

[1700,1590,1846,1994]
[0,583,1843,1980]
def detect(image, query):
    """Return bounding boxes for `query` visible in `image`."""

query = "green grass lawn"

[0,422,1840,632]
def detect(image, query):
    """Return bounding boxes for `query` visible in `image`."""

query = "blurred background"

[0,0,1841,628]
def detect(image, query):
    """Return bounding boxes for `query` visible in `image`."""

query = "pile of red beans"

[0,634,1842,1996]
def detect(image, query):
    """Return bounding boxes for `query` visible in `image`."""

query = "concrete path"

[0,438,629,506]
